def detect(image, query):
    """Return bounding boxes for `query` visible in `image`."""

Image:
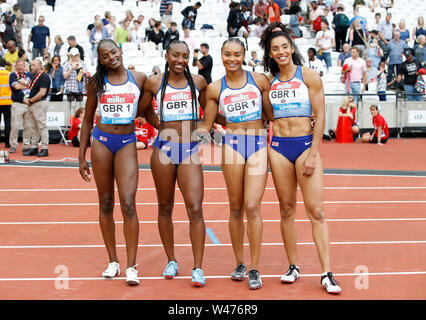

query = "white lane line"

[0,218,426,225]
[1,200,426,207]
[1,240,425,249]
[0,271,425,281]
[0,186,426,192]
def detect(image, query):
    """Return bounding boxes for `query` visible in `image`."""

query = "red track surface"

[0,139,425,300]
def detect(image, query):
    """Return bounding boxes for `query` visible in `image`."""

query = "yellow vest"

[0,69,12,105]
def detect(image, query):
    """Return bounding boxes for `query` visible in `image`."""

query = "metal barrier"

[324,93,426,137]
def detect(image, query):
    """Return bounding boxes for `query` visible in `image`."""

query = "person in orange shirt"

[267,0,281,24]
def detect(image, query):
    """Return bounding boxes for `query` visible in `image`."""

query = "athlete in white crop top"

[260,23,341,294]
[138,40,210,287]
[79,39,149,286]
[199,38,274,290]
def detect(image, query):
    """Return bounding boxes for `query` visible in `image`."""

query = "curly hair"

[259,22,304,76]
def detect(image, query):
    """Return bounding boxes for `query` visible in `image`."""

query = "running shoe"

[191,268,205,287]
[231,264,247,281]
[163,260,178,279]
[102,261,120,278]
[321,272,342,294]
[281,264,300,283]
[126,265,140,286]
[248,269,262,290]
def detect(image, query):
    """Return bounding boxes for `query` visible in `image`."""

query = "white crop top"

[155,77,200,122]
[98,70,141,125]
[218,71,263,123]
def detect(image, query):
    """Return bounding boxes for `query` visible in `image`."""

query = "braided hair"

[221,37,246,53]
[159,40,198,132]
[259,22,304,77]
[88,39,121,97]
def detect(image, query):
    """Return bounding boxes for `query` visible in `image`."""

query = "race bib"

[222,91,261,122]
[161,90,197,121]
[99,93,136,125]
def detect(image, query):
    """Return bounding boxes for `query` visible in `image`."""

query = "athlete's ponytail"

[259,22,304,76]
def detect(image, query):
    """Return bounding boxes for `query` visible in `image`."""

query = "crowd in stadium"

[0,0,424,155]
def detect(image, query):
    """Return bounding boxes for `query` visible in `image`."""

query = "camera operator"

[192,43,213,84]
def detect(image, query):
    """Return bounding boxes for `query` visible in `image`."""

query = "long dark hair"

[88,39,120,97]
[259,22,304,76]
[159,40,198,132]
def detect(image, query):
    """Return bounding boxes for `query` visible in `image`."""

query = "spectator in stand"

[102,11,110,25]
[380,0,394,12]
[308,1,324,31]
[255,0,268,19]
[51,35,67,60]
[63,48,88,104]
[253,18,268,38]
[11,48,29,72]
[362,104,389,145]
[332,4,350,52]
[349,19,367,58]
[315,20,334,71]
[159,0,173,28]
[342,46,367,101]
[367,0,379,12]
[330,0,343,15]
[129,20,145,49]
[192,42,212,84]
[147,20,164,50]
[87,15,101,37]
[163,21,179,51]
[182,26,199,51]
[365,57,378,90]
[289,4,302,38]
[4,40,18,72]
[376,60,394,101]
[398,48,422,101]
[18,0,37,29]
[227,1,242,38]
[363,38,383,69]
[27,15,50,60]
[305,47,324,76]
[0,58,11,148]
[67,35,85,61]
[11,4,24,49]
[337,43,351,67]
[397,19,410,43]
[378,12,393,59]
[387,31,409,85]
[0,14,16,49]
[248,50,261,71]
[267,0,281,24]
[114,19,130,47]
[135,116,156,150]
[48,55,64,102]
[371,12,381,32]
[125,9,135,24]
[350,7,367,36]
[329,96,359,140]
[412,17,425,45]
[89,20,109,65]
[414,35,425,67]
[181,1,201,30]
[68,107,84,147]
[106,15,117,39]
[8,59,32,154]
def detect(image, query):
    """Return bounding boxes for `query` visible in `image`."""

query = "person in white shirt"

[129,20,145,48]
[305,47,324,76]
[182,26,199,52]
[315,20,335,70]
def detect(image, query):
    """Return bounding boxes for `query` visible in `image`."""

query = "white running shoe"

[102,261,120,278]
[281,264,300,283]
[126,265,140,286]
[321,272,342,294]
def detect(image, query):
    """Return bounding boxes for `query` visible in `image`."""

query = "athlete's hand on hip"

[79,159,91,182]
[302,153,317,176]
